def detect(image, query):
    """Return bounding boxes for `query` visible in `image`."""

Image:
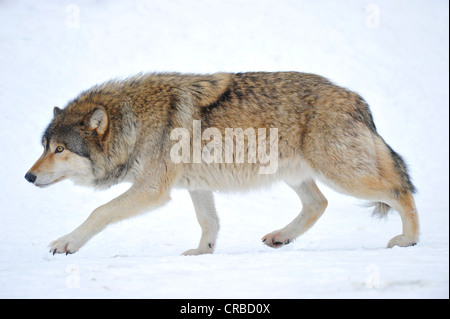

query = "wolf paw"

[387,234,417,248]
[261,231,292,248]
[49,234,82,255]
[182,248,211,256]
[182,243,215,256]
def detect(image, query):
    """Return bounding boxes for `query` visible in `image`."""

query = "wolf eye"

[55,146,65,153]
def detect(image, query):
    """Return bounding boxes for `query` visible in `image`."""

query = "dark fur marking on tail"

[354,98,377,133]
[386,144,417,194]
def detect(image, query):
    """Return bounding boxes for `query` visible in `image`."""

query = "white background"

[0,0,448,298]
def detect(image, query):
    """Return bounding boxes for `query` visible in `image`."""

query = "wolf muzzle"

[25,172,37,184]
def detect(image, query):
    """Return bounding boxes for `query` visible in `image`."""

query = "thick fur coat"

[25,72,419,255]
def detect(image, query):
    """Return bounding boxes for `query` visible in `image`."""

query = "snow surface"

[0,0,448,299]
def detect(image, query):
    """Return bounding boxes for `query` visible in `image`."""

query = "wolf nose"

[25,172,37,184]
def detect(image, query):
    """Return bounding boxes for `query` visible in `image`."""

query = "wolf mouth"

[35,176,67,187]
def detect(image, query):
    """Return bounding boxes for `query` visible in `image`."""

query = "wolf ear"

[53,106,62,117]
[85,107,108,135]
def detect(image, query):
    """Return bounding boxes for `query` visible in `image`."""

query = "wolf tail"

[366,137,417,218]
[367,202,392,218]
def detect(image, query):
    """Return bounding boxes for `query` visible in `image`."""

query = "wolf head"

[25,105,109,188]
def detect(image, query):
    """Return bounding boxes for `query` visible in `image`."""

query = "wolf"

[25,72,419,255]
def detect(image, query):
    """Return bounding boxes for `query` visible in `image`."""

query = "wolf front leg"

[182,190,219,256]
[49,183,170,255]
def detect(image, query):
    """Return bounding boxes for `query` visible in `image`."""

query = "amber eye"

[55,146,65,153]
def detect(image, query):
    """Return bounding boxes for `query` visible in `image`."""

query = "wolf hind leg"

[313,133,419,248]
[262,179,328,248]
[333,177,419,248]
[385,192,419,247]
[182,190,220,255]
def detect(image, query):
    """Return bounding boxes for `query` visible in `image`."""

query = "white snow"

[0,0,448,299]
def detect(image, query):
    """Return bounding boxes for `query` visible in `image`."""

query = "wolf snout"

[25,172,37,184]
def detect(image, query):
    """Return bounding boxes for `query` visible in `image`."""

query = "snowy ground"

[0,0,448,299]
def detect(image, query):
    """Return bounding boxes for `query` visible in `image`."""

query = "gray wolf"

[25,72,419,255]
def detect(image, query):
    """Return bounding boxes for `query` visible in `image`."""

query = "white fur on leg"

[183,190,219,256]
